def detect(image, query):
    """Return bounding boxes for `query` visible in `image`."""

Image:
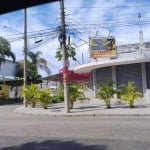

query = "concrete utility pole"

[23,8,28,107]
[60,0,70,113]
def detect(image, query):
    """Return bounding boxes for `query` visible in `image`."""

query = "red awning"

[59,68,91,82]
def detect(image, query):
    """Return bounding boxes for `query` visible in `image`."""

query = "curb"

[14,107,150,117]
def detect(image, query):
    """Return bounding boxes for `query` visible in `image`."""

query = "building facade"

[74,41,150,101]
[0,60,18,98]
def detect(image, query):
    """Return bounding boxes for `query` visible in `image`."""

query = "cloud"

[1,0,150,76]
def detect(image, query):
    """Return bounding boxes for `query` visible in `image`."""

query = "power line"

[65,4,150,9]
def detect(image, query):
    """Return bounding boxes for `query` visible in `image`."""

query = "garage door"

[96,67,112,85]
[146,62,150,89]
[116,63,142,92]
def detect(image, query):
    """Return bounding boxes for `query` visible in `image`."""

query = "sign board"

[89,37,116,58]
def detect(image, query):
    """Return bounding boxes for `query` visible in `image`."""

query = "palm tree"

[96,81,115,109]
[16,51,50,84]
[27,51,51,75]
[0,37,15,65]
[68,83,85,109]
[15,60,24,78]
[27,51,41,80]
[119,81,142,108]
[27,51,42,65]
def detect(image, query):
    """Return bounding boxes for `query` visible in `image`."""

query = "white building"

[0,60,17,78]
[74,34,150,102]
[0,60,20,98]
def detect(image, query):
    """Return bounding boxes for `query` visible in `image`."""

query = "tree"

[27,51,51,79]
[0,37,15,65]
[55,45,76,61]
[15,51,50,84]
[15,60,24,78]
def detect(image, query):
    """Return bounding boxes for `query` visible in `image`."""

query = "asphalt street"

[0,104,150,150]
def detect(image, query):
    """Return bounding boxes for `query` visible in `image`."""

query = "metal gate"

[116,63,143,92]
[146,62,150,89]
[96,67,112,85]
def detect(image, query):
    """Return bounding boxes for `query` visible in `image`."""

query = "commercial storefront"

[74,40,150,100]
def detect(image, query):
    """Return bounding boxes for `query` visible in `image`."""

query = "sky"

[0,0,150,77]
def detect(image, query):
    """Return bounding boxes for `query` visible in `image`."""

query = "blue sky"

[0,0,150,76]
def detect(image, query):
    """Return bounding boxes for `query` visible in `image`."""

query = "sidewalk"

[14,99,150,116]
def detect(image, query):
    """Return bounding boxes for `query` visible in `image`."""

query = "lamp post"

[23,8,28,107]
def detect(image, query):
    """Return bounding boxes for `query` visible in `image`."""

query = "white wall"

[0,60,17,77]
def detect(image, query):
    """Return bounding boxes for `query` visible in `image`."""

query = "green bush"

[68,83,86,109]
[56,83,86,109]
[37,89,51,109]
[119,81,142,108]
[96,81,115,109]
[51,95,64,103]
[21,84,38,108]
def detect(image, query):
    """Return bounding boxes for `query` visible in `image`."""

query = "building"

[74,33,150,102]
[0,60,21,98]
[0,60,16,78]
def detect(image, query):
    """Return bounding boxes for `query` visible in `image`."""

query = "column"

[141,62,147,98]
[112,66,117,100]
[93,69,97,99]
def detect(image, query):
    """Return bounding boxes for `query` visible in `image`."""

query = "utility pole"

[23,8,28,107]
[60,0,70,113]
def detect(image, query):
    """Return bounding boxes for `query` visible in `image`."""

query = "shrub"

[68,83,86,109]
[96,81,115,109]
[21,84,38,108]
[37,89,51,109]
[51,95,64,103]
[119,81,142,108]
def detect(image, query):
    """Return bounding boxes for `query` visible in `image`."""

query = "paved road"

[0,104,150,150]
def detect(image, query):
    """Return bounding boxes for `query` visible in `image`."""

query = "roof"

[42,70,91,82]
[0,0,58,14]
[42,74,60,81]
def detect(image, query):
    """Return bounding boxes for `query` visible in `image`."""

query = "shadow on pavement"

[0,140,108,150]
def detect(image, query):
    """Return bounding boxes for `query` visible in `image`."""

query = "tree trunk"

[129,101,134,108]
[24,100,28,107]
[69,101,73,109]
[43,105,48,109]
[106,100,111,109]
[31,102,36,108]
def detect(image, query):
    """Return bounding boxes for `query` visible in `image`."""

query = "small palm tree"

[21,84,38,108]
[69,83,85,109]
[96,81,114,109]
[37,89,51,109]
[119,81,142,108]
